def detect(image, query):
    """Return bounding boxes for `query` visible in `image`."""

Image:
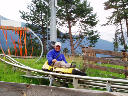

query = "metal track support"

[106,81,113,92]
[49,75,64,87]
[26,70,32,76]
[73,78,85,89]
[13,66,17,72]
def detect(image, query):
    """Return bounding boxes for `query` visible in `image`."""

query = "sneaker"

[71,61,76,65]
[70,64,76,68]
[79,68,86,72]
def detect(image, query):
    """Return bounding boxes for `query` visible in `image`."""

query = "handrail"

[29,28,43,63]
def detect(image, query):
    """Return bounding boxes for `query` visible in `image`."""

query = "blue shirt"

[47,49,67,65]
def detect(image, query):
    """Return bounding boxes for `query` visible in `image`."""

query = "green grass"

[96,63,124,69]
[86,68,125,78]
[0,58,49,85]
[0,55,126,87]
[65,55,125,79]
[15,57,47,70]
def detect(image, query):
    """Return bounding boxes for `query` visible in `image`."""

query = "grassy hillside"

[0,56,125,86]
[0,57,49,85]
[65,55,125,78]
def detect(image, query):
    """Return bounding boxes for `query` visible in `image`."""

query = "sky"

[0,0,115,42]
[89,0,115,42]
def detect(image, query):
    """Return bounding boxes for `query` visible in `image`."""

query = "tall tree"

[57,0,99,55]
[19,0,50,55]
[104,0,128,51]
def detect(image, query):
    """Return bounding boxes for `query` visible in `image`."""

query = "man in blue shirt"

[47,42,75,68]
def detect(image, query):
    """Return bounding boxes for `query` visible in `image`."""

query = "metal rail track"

[0,54,128,93]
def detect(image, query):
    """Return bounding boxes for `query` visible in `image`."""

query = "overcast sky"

[89,0,115,42]
[0,0,115,42]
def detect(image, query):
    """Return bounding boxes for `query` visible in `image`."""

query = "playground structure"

[0,24,31,56]
[0,20,43,62]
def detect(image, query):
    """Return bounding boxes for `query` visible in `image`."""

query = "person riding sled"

[47,42,76,68]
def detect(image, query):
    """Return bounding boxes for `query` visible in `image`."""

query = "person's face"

[55,45,61,51]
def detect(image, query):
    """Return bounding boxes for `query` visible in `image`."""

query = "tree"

[0,48,2,54]
[57,0,99,56]
[62,47,70,55]
[19,0,50,55]
[104,0,128,51]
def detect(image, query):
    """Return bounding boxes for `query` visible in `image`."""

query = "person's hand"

[52,59,57,62]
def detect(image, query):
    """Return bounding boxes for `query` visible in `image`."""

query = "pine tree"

[104,0,128,51]
[57,0,99,55]
[19,0,50,55]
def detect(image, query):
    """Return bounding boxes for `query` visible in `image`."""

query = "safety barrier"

[0,54,128,93]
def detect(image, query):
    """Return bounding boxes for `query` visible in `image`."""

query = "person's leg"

[54,61,75,68]
[59,61,71,68]
[53,61,61,67]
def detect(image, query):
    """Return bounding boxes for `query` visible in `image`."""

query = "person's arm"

[47,50,54,65]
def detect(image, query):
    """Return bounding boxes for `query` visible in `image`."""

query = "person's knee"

[60,61,66,65]
[54,61,61,67]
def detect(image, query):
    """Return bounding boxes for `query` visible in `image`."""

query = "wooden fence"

[82,46,128,79]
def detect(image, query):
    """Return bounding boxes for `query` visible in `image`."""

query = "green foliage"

[19,0,100,56]
[86,30,100,47]
[104,0,128,51]
[57,0,98,30]
[19,0,50,54]
[113,33,119,51]
[0,49,2,54]
[57,28,69,43]
[57,0,100,55]
[62,48,70,54]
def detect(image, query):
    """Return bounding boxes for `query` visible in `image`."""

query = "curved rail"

[29,28,43,63]
[0,54,128,93]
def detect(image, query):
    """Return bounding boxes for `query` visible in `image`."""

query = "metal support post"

[26,70,32,76]
[13,66,17,72]
[73,78,84,89]
[106,81,113,92]
[49,75,54,86]
[49,75,64,87]
[50,0,57,42]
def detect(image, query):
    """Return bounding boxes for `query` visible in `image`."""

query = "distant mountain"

[0,15,8,20]
[61,38,123,57]
[61,39,114,55]
[0,30,19,50]
[0,15,26,27]
[0,15,9,25]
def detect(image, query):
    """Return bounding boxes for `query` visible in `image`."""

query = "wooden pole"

[121,50,128,79]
